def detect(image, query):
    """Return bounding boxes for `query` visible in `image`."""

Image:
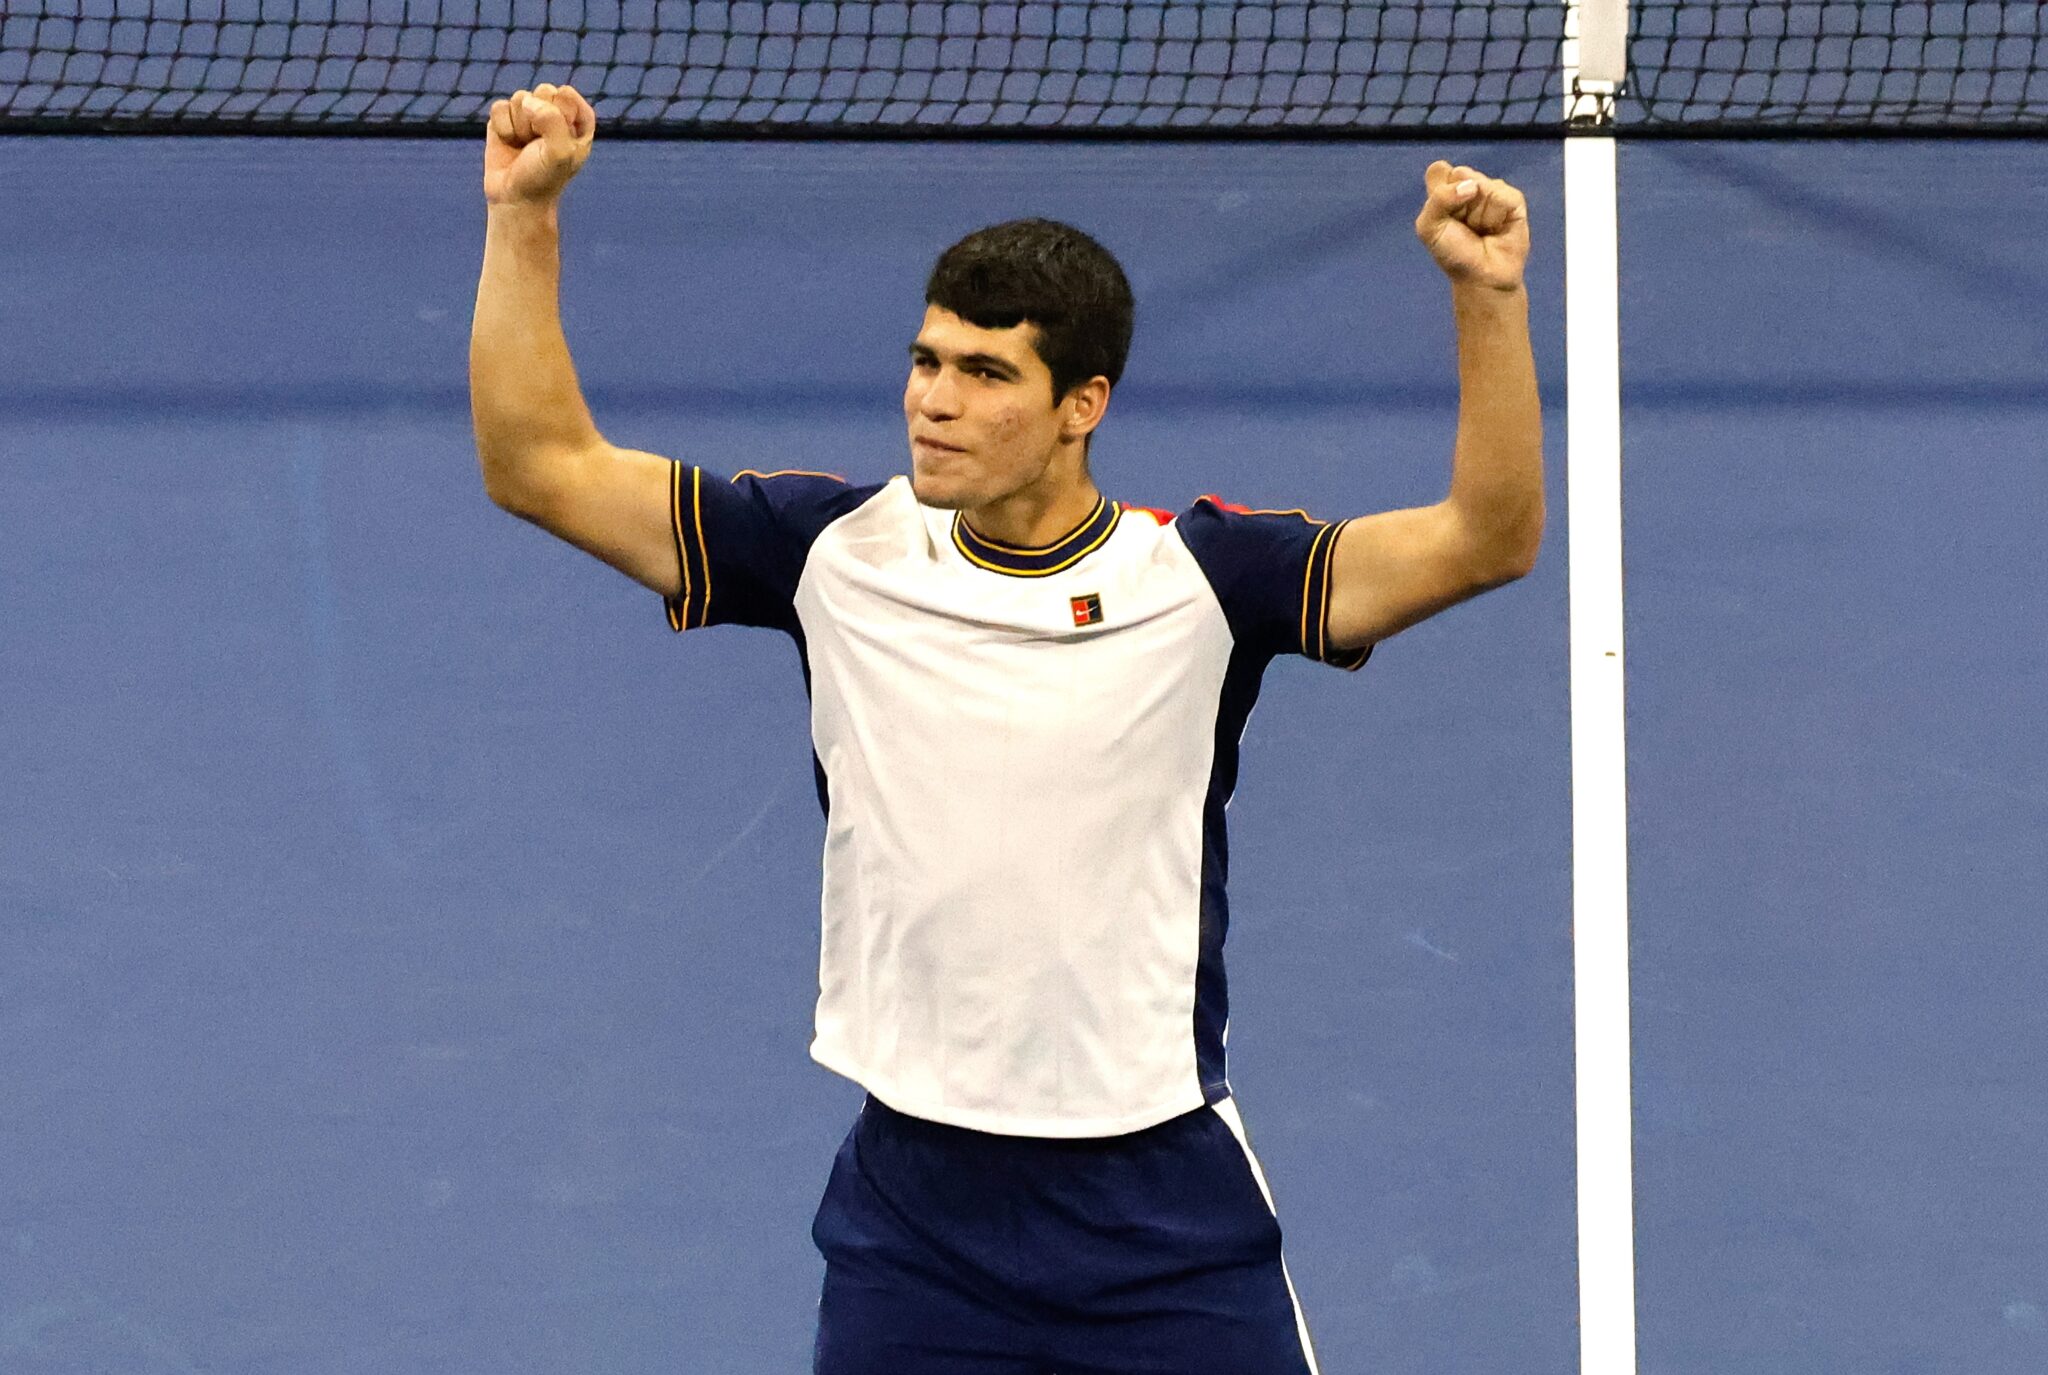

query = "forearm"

[1445,281,1544,576]
[469,200,603,510]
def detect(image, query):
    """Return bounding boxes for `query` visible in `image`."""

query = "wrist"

[1450,277,1529,317]
[1448,273,1526,298]
[486,197,562,231]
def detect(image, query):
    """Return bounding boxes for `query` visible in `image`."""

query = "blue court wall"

[1620,140,2048,1375]
[2,138,1574,1373]
[9,129,2045,1375]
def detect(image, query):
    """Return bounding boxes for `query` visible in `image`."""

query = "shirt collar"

[951,497,1123,577]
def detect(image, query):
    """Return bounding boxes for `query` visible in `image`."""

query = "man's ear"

[1060,376,1112,441]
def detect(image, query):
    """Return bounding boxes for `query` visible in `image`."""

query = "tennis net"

[3,1,2043,136]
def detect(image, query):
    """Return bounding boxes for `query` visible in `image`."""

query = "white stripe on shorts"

[1211,1098,1323,1375]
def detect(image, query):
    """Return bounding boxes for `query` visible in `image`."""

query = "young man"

[472,84,1540,1375]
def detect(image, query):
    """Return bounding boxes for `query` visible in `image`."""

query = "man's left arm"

[1324,161,1545,652]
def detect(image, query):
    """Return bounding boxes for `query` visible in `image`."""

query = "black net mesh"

[1630,1,2048,130]
[1,1,2043,136]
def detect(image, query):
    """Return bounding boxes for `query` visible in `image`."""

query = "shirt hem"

[811,1045,1207,1139]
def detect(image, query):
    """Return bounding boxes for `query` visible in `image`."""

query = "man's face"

[904,305,1069,511]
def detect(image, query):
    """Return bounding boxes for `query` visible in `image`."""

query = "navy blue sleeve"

[1175,496,1371,670]
[664,465,881,635]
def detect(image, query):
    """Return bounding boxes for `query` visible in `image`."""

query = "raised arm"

[471,83,680,598]
[1323,160,1545,651]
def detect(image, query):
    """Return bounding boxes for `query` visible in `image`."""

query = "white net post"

[1562,1,1639,1373]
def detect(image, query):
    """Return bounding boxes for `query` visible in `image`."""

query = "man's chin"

[908,469,975,511]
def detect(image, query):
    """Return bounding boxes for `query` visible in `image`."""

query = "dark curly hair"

[925,218,1135,402]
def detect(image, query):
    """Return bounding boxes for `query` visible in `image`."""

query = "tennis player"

[472,83,1541,1375]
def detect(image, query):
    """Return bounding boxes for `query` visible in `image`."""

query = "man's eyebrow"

[908,342,1021,377]
[957,351,1021,376]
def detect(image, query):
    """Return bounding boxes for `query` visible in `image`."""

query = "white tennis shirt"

[666,465,1365,1138]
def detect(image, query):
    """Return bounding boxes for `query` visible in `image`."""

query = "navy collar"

[952,497,1122,577]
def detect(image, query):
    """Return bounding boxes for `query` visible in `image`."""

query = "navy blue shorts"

[811,1096,1319,1375]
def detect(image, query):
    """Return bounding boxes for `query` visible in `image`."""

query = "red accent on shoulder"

[1125,503,1174,525]
[1198,493,1317,522]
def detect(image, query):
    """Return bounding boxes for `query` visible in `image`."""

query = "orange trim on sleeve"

[692,465,711,627]
[1298,522,1328,655]
[1200,493,1315,521]
[666,461,691,632]
[1321,520,1371,670]
[1317,519,1341,661]
[732,468,848,483]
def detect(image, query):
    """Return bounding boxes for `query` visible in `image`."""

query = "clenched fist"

[484,84,597,207]
[1414,161,1530,292]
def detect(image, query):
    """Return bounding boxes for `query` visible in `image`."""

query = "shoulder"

[1178,493,1322,526]
[726,466,889,515]
[1171,493,1335,559]
[1146,493,1362,668]
[700,466,894,545]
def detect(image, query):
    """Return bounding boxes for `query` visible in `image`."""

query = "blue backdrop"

[4,130,2039,1375]
[1620,139,2048,1375]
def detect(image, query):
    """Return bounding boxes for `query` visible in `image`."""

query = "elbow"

[476,446,531,517]
[476,430,590,522]
[476,443,555,523]
[1469,498,1546,588]
[1497,516,1545,583]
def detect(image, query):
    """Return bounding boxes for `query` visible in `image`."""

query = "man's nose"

[918,368,963,418]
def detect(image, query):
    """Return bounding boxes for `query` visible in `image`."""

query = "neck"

[966,480,1102,549]
[963,453,1101,549]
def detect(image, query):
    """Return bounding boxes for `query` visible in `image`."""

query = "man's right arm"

[469,84,680,599]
